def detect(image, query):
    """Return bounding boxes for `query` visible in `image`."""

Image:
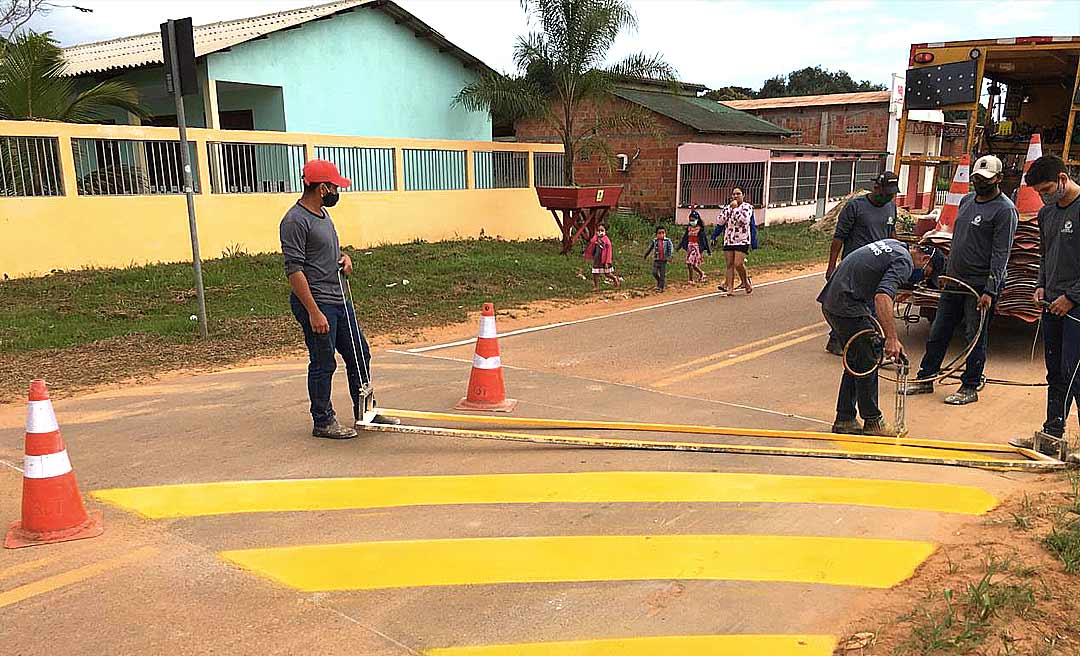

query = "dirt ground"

[838,474,1080,655]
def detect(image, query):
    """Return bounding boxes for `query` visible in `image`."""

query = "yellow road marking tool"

[364,410,1064,471]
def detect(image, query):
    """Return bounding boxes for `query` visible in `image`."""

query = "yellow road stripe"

[667,322,828,372]
[220,534,935,591]
[426,634,838,655]
[0,555,59,581]
[93,472,997,519]
[0,546,158,609]
[655,330,830,387]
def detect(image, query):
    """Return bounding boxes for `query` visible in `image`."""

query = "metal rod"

[168,19,208,338]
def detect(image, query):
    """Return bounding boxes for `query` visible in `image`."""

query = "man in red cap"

[280,159,397,439]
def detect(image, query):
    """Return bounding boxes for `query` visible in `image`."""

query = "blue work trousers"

[1042,309,1080,438]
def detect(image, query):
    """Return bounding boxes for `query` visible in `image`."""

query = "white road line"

[0,459,24,473]
[407,270,824,353]
[387,349,832,427]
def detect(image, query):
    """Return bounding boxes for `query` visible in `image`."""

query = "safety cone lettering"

[934,154,970,234]
[1015,133,1044,214]
[5,380,103,549]
[455,303,517,412]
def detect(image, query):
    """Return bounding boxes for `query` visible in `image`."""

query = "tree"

[454,0,676,185]
[704,86,753,101]
[756,66,885,99]
[0,31,143,122]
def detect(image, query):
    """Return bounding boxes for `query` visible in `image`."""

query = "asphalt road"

[0,271,1051,655]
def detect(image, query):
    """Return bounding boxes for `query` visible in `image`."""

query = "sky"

[28,0,1080,90]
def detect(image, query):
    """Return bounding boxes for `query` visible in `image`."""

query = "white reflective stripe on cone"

[23,450,72,479]
[473,354,502,370]
[953,167,969,184]
[945,192,965,206]
[478,316,498,339]
[26,400,59,434]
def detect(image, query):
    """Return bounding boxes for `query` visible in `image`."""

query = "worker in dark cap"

[824,170,900,354]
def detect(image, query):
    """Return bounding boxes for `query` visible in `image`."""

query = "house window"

[678,161,766,208]
[788,129,804,139]
[767,161,796,206]
[845,125,870,135]
[854,158,884,191]
[828,160,855,198]
[795,161,818,202]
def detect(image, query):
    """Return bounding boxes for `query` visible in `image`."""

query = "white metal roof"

[61,0,490,77]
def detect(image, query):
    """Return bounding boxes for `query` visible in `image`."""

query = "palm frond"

[606,51,678,82]
[63,80,145,123]
[453,72,548,122]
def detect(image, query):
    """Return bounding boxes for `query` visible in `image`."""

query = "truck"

[893,36,1080,323]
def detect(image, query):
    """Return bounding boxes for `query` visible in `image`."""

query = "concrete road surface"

[0,271,1050,655]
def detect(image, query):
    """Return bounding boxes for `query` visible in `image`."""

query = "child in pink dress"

[677,210,711,283]
[584,225,620,292]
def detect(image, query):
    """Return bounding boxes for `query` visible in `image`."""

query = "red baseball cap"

[302,159,351,188]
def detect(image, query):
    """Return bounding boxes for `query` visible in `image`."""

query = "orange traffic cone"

[1015,133,1044,214]
[455,303,517,412]
[934,154,971,234]
[5,380,103,549]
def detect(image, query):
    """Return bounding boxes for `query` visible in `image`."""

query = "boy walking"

[644,226,674,291]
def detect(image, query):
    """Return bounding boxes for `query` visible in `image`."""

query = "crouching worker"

[817,239,937,436]
[280,159,399,440]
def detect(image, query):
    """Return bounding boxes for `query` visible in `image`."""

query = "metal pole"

[168,19,208,338]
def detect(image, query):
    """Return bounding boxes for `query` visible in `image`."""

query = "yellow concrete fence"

[0,120,565,278]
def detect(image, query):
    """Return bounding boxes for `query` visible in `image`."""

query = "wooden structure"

[535,186,624,253]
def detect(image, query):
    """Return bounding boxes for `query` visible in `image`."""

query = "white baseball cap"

[971,154,1003,179]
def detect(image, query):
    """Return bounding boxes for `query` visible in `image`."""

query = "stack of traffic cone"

[455,303,517,412]
[932,154,971,235]
[5,380,103,549]
[1015,133,1044,214]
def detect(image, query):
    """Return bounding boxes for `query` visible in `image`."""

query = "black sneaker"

[372,414,401,425]
[312,419,358,440]
[831,418,863,435]
[945,387,978,405]
[902,381,934,396]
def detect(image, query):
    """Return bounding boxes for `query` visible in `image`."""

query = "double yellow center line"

[654,322,829,387]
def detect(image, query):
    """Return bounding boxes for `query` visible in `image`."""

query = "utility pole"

[161,18,207,338]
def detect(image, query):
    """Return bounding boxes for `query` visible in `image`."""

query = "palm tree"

[0,31,143,122]
[455,0,676,186]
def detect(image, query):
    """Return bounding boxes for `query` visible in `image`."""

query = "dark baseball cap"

[874,171,900,194]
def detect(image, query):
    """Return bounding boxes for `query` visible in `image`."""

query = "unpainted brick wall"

[740,103,891,151]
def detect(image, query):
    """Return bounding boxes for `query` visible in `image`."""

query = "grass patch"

[0,215,830,354]
[1043,471,1080,573]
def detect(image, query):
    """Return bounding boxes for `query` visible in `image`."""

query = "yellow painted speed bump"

[220,534,935,591]
[426,634,838,655]
[93,471,998,519]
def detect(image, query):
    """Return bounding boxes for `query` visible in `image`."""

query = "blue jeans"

[289,294,371,427]
[824,310,882,423]
[1042,309,1080,437]
[916,288,992,389]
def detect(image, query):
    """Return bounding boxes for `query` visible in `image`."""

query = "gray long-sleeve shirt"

[946,192,1018,296]
[834,195,897,258]
[279,203,344,306]
[817,239,913,317]
[1037,195,1080,304]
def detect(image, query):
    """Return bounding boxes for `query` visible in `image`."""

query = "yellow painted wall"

[0,121,563,277]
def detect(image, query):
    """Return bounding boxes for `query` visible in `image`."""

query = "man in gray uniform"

[280,159,397,439]
[818,239,936,436]
[824,171,900,354]
[905,155,1018,405]
[1010,155,1080,462]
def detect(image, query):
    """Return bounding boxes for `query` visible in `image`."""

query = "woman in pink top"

[716,186,754,296]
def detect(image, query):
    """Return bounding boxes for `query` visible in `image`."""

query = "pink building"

[675,143,887,225]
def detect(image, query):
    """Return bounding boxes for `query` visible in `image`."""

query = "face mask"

[322,186,340,208]
[971,177,998,196]
[690,219,698,226]
[1040,179,1066,206]
[597,231,606,238]
[908,267,925,285]
[871,193,895,206]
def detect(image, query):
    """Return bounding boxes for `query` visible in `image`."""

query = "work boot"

[831,418,863,435]
[1008,435,1035,449]
[863,417,905,438]
[945,386,979,405]
[313,418,358,440]
[1067,451,1080,466]
[902,381,934,395]
[371,414,401,425]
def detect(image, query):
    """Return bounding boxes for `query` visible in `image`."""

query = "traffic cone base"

[5,510,103,549]
[935,154,970,234]
[455,303,516,412]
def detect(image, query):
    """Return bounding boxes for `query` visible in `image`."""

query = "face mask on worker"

[1040,178,1067,206]
[870,192,895,206]
[321,184,340,208]
[971,176,998,196]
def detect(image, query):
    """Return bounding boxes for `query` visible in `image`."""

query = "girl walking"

[678,209,711,284]
[715,187,754,296]
[584,224,620,292]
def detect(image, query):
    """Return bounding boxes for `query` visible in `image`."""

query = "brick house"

[721,91,892,151]
[514,79,789,219]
